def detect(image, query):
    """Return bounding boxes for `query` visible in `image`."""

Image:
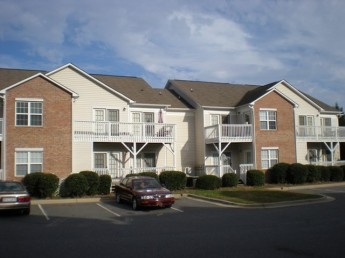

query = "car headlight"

[165,194,174,198]
[140,195,155,200]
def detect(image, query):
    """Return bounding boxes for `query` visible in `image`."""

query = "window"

[15,150,43,176]
[94,153,107,169]
[261,149,278,169]
[260,110,276,130]
[16,101,43,126]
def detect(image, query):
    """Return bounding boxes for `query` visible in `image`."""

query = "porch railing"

[296,126,345,142]
[74,121,175,143]
[205,124,252,143]
[94,166,175,179]
[205,165,236,178]
[239,164,254,185]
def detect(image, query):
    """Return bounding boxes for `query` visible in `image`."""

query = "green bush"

[126,172,159,180]
[159,171,186,191]
[222,173,238,187]
[98,174,112,195]
[246,170,265,186]
[22,172,45,197]
[286,163,308,184]
[329,166,344,182]
[340,165,345,181]
[267,163,289,184]
[195,175,221,190]
[63,173,88,197]
[37,173,59,198]
[319,166,331,181]
[79,171,100,195]
[306,165,321,182]
[23,172,59,198]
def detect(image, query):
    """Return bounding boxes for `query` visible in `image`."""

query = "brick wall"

[254,91,296,168]
[5,76,73,180]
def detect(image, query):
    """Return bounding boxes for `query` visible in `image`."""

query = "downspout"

[249,104,256,168]
[1,95,6,180]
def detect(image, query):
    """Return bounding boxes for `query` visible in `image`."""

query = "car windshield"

[133,179,161,190]
[0,182,25,192]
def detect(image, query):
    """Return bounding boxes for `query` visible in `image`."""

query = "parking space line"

[96,203,121,217]
[38,204,50,221]
[171,207,184,212]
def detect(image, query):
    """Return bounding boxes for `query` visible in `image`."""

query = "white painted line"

[38,204,50,221]
[171,207,184,212]
[96,203,121,217]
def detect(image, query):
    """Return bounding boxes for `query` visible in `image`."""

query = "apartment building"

[0,64,344,182]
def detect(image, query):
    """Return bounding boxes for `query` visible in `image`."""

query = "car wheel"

[116,193,122,204]
[132,198,139,210]
[165,205,172,208]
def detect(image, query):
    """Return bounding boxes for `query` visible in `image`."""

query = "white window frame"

[261,148,278,169]
[15,99,43,126]
[15,148,43,177]
[259,109,277,130]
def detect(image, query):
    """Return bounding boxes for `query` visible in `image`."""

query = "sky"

[0,0,344,109]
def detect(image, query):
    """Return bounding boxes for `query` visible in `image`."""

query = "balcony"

[205,124,253,144]
[296,126,345,142]
[74,121,175,143]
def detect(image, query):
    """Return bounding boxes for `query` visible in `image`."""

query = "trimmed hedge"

[23,172,59,198]
[329,166,344,182]
[286,163,308,184]
[246,170,265,186]
[195,175,221,190]
[63,173,88,197]
[159,171,186,191]
[79,171,100,195]
[222,173,238,187]
[98,174,112,195]
[319,166,331,182]
[306,164,321,183]
[267,163,289,184]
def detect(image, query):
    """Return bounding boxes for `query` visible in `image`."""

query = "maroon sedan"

[115,176,175,210]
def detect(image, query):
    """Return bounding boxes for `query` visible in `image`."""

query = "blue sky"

[1,0,345,109]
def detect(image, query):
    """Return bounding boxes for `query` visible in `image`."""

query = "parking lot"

[2,186,345,258]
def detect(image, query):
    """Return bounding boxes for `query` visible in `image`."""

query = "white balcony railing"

[94,166,175,179]
[296,126,345,142]
[74,121,175,143]
[205,124,253,143]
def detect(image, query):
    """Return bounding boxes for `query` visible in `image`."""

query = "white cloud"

[0,0,344,107]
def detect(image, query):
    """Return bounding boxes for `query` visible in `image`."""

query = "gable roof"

[93,74,191,109]
[0,68,46,90]
[0,72,79,98]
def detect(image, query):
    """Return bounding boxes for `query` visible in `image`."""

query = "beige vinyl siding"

[166,110,195,171]
[49,67,129,122]
[72,142,93,173]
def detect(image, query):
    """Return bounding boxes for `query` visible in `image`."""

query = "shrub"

[195,175,221,190]
[98,174,112,195]
[340,165,345,181]
[79,171,100,195]
[63,173,88,197]
[222,173,238,187]
[22,172,45,197]
[306,165,321,183]
[37,173,59,198]
[329,166,344,182]
[319,166,331,182]
[246,170,265,186]
[286,163,308,184]
[267,163,289,184]
[159,171,187,191]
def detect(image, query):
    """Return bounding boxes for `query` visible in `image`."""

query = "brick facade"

[5,76,73,180]
[254,91,296,168]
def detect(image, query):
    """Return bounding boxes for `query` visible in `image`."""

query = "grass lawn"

[180,187,322,204]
